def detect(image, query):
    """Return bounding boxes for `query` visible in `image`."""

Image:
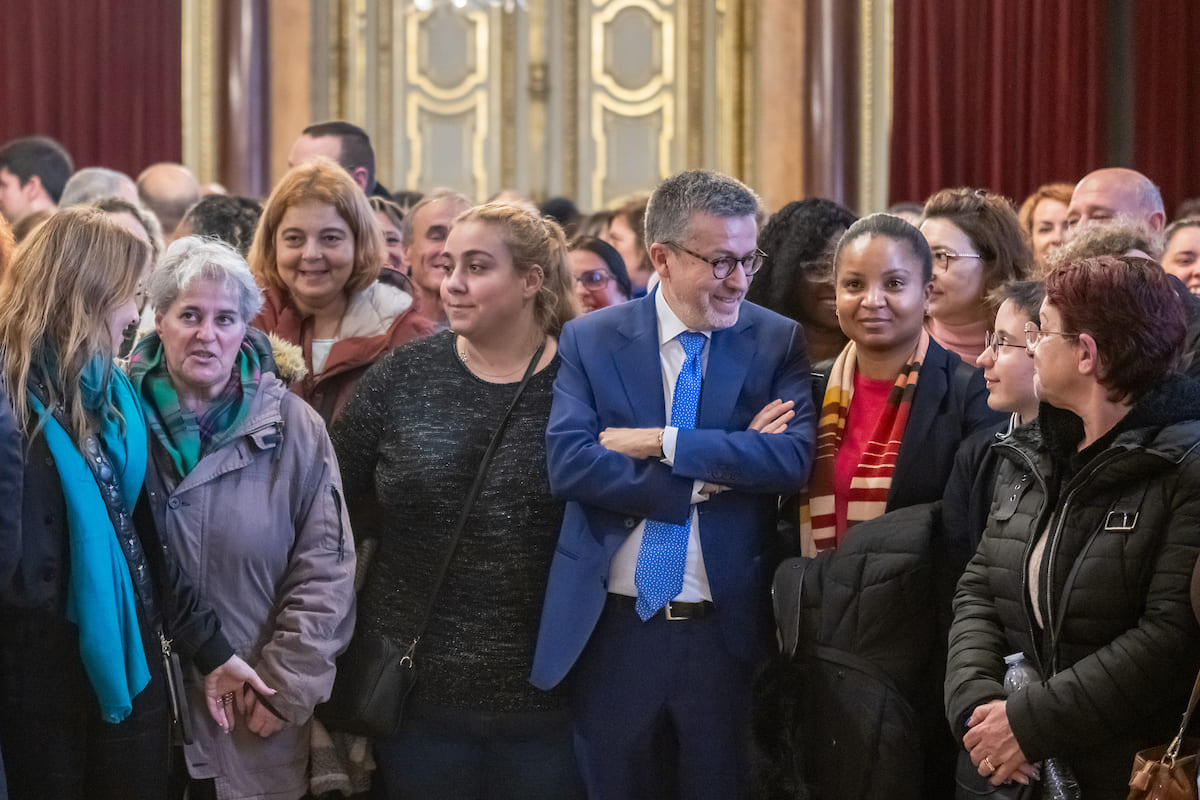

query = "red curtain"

[1134,1,1200,218]
[889,1,1108,206]
[0,1,182,176]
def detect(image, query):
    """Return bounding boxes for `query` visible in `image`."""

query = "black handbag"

[315,627,417,738]
[316,340,546,738]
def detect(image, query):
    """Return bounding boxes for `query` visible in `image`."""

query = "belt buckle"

[664,601,684,621]
[1105,511,1138,531]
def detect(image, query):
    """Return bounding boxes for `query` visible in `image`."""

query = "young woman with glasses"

[940,280,1045,598]
[567,235,631,312]
[919,188,1034,363]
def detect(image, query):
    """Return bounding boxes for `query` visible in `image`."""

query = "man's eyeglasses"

[931,249,983,272]
[574,269,613,291]
[665,241,767,279]
[1024,321,1077,347]
[984,330,1029,358]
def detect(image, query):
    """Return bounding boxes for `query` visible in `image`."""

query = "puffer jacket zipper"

[994,442,1052,677]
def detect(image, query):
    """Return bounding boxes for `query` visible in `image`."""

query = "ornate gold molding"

[591,92,673,208]
[405,8,489,101]
[406,90,490,196]
[591,0,675,104]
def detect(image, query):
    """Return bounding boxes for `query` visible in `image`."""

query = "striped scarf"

[799,331,928,555]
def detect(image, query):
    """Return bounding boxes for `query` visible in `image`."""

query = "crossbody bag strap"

[1164,665,1200,762]
[407,338,548,651]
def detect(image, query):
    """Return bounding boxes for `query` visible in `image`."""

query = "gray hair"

[399,188,471,244]
[150,235,264,324]
[60,167,138,208]
[1046,217,1163,268]
[94,196,165,264]
[644,170,761,245]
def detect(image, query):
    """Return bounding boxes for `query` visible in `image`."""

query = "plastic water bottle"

[1042,759,1080,800]
[1002,652,1038,694]
[1001,652,1080,800]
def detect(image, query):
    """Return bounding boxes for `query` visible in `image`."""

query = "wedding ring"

[220,691,236,705]
[981,756,996,775]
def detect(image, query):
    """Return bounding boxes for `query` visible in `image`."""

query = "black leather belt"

[608,593,715,621]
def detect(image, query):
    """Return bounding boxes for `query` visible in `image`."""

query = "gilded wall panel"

[584,0,679,209]
[256,1,764,208]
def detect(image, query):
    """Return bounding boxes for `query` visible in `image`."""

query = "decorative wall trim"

[181,0,218,182]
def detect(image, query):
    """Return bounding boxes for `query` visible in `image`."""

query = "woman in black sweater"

[332,202,581,799]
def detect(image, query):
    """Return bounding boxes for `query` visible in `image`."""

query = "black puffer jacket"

[945,374,1200,799]
[754,504,943,800]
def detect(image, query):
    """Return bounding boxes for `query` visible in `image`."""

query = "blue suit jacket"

[530,292,816,690]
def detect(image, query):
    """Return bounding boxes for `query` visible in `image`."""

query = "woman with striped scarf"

[799,212,1001,556]
[775,212,1000,798]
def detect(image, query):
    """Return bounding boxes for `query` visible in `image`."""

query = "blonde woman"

[332,203,582,799]
[0,208,269,800]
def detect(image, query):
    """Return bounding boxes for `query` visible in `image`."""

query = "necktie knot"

[679,331,705,359]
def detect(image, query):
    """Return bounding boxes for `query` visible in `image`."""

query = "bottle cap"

[1003,652,1025,666]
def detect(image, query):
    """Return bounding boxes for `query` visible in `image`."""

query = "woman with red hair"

[947,256,1200,798]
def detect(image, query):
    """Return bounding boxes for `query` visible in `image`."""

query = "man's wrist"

[657,428,665,458]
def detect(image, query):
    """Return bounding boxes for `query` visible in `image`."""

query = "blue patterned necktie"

[634,331,706,620]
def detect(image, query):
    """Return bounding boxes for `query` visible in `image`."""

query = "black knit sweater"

[332,330,566,712]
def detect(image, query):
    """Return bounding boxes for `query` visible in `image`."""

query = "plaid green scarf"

[128,333,262,479]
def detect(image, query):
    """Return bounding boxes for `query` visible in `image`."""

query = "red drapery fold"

[889,0,1107,206]
[1134,1,1200,218]
[0,0,182,176]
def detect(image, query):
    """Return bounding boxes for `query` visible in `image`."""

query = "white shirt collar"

[654,284,711,347]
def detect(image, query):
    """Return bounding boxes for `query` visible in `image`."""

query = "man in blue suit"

[532,170,816,798]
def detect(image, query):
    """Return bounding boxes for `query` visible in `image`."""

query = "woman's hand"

[749,399,795,434]
[242,686,287,738]
[963,700,1037,786]
[203,654,276,733]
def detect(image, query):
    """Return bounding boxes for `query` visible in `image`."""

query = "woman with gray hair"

[127,236,357,800]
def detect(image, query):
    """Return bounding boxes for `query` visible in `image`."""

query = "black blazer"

[811,337,1005,513]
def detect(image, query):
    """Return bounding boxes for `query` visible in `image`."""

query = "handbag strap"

[407,338,548,652]
[1165,666,1200,761]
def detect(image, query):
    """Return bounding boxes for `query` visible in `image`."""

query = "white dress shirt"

[608,288,714,602]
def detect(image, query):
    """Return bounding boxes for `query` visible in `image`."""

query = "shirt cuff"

[661,426,679,464]
[662,428,707,503]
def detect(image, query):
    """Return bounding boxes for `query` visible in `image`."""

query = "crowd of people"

[0,123,1197,800]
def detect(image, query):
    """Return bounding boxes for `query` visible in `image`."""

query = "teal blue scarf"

[29,355,150,723]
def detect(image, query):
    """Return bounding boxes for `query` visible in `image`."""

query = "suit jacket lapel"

[892,340,950,495]
[698,314,754,429]
[612,294,667,426]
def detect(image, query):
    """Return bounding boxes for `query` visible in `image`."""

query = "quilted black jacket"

[754,503,947,800]
[945,374,1200,799]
